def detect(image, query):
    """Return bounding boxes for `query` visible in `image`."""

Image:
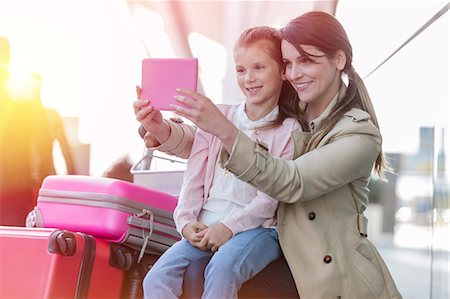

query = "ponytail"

[348,68,393,180]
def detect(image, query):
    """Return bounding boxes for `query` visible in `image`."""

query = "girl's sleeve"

[173,129,209,234]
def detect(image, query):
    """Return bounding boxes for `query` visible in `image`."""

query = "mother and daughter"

[134,11,402,299]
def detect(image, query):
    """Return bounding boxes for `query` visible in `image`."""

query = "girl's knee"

[143,269,155,288]
[142,271,155,298]
[205,252,238,278]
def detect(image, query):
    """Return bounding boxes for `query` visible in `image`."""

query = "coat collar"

[235,101,279,130]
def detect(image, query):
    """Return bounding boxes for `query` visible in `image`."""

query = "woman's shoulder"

[343,107,371,122]
[334,107,381,137]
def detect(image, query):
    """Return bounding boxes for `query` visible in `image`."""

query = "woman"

[135,11,402,299]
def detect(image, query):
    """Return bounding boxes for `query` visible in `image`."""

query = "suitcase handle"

[130,149,186,174]
[128,209,154,231]
[25,207,43,228]
[48,230,77,256]
[127,209,154,263]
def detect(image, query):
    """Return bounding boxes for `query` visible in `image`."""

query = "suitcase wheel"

[48,230,77,256]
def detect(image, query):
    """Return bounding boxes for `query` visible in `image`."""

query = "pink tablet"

[141,58,198,111]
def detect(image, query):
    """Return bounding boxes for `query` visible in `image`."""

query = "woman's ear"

[280,67,287,81]
[335,50,346,71]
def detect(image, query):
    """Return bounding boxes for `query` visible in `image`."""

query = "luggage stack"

[27,175,181,258]
[1,170,183,299]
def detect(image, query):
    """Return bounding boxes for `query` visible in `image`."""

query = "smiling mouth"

[296,81,312,90]
[246,86,262,94]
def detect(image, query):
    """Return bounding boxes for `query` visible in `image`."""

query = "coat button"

[324,255,332,263]
[308,212,315,220]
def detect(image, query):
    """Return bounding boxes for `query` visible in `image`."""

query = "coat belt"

[357,214,368,237]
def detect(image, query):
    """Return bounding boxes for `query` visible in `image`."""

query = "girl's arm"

[173,128,209,235]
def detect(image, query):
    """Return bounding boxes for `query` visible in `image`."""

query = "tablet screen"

[141,58,198,111]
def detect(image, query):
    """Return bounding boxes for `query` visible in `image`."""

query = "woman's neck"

[305,80,341,122]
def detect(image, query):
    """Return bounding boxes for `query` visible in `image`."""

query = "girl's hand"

[171,88,239,152]
[196,223,233,252]
[133,86,170,143]
[182,221,208,248]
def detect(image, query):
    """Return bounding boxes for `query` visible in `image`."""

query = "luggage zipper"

[38,189,174,225]
[75,234,96,299]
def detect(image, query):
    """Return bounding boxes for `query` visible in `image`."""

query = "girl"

[136,26,302,299]
[136,12,403,299]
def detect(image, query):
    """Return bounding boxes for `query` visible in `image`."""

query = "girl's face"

[281,40,344,116]
[234,43,284,110]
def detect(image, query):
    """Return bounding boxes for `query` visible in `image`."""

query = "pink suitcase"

[27,175,181,258]
[0,226,124,299]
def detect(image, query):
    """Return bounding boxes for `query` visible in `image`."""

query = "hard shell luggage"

[0,226,124,299]
[27,175,181,257]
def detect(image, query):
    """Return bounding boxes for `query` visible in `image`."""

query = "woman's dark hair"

[234,26,305,129]
[279,11,390,178]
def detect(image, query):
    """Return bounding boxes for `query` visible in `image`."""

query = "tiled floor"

[374,228,449,299]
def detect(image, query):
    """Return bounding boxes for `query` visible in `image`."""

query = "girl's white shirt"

[197,102,279,227]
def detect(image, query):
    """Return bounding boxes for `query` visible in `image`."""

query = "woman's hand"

[133,86,170,143]
[171,88,239,152]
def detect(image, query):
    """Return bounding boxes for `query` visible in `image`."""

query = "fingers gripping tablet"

[141,58,198,111]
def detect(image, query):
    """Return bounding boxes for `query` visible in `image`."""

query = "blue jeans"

[143,227,280,299]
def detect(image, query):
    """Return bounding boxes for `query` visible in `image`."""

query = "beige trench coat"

[150,89,402,299]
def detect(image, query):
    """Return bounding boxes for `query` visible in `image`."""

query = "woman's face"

[281,40,343,113]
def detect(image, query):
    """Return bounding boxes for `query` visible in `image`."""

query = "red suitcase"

[0,226,124,299]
